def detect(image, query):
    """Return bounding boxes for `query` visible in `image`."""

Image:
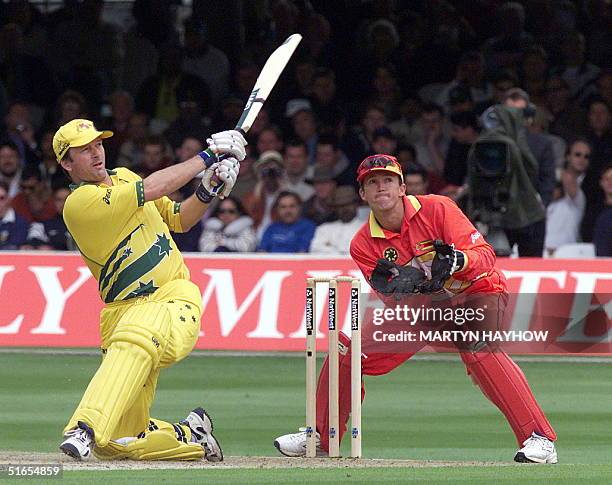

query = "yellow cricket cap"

[53,119,113,162]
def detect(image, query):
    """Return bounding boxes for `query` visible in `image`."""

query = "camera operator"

[467,100,546,256]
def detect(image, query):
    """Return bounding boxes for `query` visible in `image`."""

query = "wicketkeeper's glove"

[370,259,427,299]
[418,240,465,294]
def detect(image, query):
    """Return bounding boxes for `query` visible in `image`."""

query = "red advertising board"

[0,252,610,352]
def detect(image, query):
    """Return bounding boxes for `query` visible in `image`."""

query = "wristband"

[195,184,215,204]
[198,149,217,168]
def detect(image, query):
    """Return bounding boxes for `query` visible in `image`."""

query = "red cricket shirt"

[350,195,507,296]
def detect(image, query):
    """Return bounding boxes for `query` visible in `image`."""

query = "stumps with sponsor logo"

[305,277,361,458]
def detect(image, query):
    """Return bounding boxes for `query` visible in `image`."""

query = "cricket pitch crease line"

[0,452,516,470]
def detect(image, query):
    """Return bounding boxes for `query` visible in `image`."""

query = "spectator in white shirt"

[544,139,591,255]
[199,196,257,252]
[310,186,363,254]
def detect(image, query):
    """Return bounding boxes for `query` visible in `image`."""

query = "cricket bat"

[207,33,302,187]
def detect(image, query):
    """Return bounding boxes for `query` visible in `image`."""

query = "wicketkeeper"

[275,154,558,463]
[54,119,247,461]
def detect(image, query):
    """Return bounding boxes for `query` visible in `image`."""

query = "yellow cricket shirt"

[64,168,190,303]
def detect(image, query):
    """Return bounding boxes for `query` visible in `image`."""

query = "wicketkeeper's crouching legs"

[314,334,556,453]
[62,280,205,460]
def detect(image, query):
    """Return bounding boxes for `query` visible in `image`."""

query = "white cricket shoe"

[180,407,223,462]
[59,422,94,460]
[514,432,558,464]
[273,427,324,457]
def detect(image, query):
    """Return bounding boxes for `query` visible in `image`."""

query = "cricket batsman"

[275,154,558,463]
[54,119,247,461]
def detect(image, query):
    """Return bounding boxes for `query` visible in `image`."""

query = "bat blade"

[236,33,302,132]
[206,34,301,190]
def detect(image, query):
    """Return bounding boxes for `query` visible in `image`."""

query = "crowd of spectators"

[0,0,610,256]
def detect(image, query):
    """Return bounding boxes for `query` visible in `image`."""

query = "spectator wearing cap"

[371,127,398,158]
[303,166,338,225]
[284,140,314,202]
[11,164,56,223]
[504,89,556,207]
[442,111,480,198]
[259,192,315,253]
[310,186,363,254]
[0,180,28,250]
[413,103,450,177]
[242,150,289,237]
[312,135,353,187]
[287,100,318,166]
[0,141,22,198]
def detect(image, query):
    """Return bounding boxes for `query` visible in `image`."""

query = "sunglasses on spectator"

[218,208,238,214]
[572,152,590,159]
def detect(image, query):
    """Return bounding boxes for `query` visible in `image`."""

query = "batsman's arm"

[178,193,213,232]
[142,156,208,202]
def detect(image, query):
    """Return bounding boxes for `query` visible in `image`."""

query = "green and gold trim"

[136,180,145,207]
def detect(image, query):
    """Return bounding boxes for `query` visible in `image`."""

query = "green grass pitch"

[0,351,611,483]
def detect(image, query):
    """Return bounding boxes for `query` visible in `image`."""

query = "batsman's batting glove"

[418,240,465,294]
[196,157,240,203]
[206,130,248,162]
[370,259,427,299]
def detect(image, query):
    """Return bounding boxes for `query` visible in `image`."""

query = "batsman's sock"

[461,350,557,444]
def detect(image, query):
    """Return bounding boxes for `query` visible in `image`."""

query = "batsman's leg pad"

[64,302,172,447]
[461,350,557,444]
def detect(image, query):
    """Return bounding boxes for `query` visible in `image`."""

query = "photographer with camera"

[242,150,289,239]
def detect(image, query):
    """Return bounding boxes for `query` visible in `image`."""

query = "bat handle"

[207,127,246,187]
